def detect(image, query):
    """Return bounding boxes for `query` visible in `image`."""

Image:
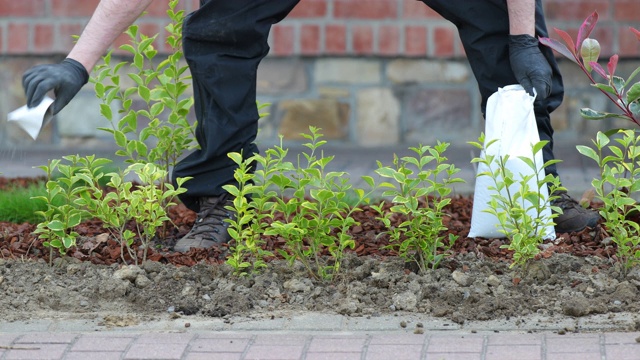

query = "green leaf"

[120,112,137,131]
[138,85,151,103]
[227,228,239,240]
[134,53,144,70]
[105,87,119,104]
[609,145,624,159]
[114,130,128,147]
[625,67,640,87]
[150,102,165,117]
[626,82,640,104]
[119,44,136,54]
[531,141,548,155]
[136,141,148,157]
[227,152,243,164]
[630,101,640,116]
[597,131,613,146]
[137,37,155,53]
[592,83,617,96]
[612,76,625,95]
[99,104,113,121]
[580,38,600,72]
[68,213,82,228]
[361,175,375,188]
[518,156,536,170]
[375,167,398,179]
[137,109,151,120]
[128,73,144,87]
[150,88,168,101]
[580,108,623,120]
[94,81,105,98]
[47,220,65,232]
[576,145,599,163]
[311,189,333,203]
[48,239,62,249]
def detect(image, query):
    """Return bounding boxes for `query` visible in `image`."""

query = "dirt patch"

[1,177,639,328]
[1,253,639,327]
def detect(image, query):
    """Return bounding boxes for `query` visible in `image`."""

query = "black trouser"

[174,0,562,212]
[173,0,301,211]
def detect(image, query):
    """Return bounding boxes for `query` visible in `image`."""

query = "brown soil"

[1,176,639,329]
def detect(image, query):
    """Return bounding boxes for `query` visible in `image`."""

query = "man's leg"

[173,0,300,251]
[421,0,599,233]
[421,0,561,177]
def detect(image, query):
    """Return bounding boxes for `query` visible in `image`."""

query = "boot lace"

[189,193,234,242]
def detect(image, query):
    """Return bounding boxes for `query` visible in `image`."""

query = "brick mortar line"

[0,23,6,55]
[179,332,199,360]
[240,334,257,360]
[279,19,453,25]
[5,17,625,26]
[599,333,607,360]
[344,22,352,54]
[60,334,81,360]
[420,333,432,360]
[326,0,335,35]
[300,335,313,360]
[480,334,488,360]
[359,334,373,360]
[0,333,79,360]
[0,335,13,360]
[44,0,52,15]
[120,333,141,360]
[294,22,301,56]
[319,20,326,54]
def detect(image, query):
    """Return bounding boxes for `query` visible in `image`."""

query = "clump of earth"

[1,252,639,329]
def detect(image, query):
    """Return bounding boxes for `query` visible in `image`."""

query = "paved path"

[0,312,639,360]
[1,330,639,360]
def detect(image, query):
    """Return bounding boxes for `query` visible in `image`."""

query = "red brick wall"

[0,0,638,58]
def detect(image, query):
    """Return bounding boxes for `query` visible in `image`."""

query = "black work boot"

[551,190,600,233]
[173,193,235,252]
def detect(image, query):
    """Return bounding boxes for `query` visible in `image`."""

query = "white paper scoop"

[7,97,54,140]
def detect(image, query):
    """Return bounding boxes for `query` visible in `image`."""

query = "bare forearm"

[506,0,535,36]
[68,0,153,72]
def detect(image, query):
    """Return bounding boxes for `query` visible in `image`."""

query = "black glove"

[22,58,89,115]
[508,34,552,100]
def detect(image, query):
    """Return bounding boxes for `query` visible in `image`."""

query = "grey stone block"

[316,59,381,84]
[258,58,308,94]
[387,60,470,84]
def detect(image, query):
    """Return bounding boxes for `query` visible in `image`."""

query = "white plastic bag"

[7,96,54,140]
[468,85,555,240]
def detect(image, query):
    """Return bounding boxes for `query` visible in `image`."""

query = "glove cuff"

[62,58,90,85]
[508,34,539,48]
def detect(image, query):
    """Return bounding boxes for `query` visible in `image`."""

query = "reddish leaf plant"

[539,11,640,127]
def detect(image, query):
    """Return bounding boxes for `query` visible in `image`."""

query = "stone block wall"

[0,0,639,151]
